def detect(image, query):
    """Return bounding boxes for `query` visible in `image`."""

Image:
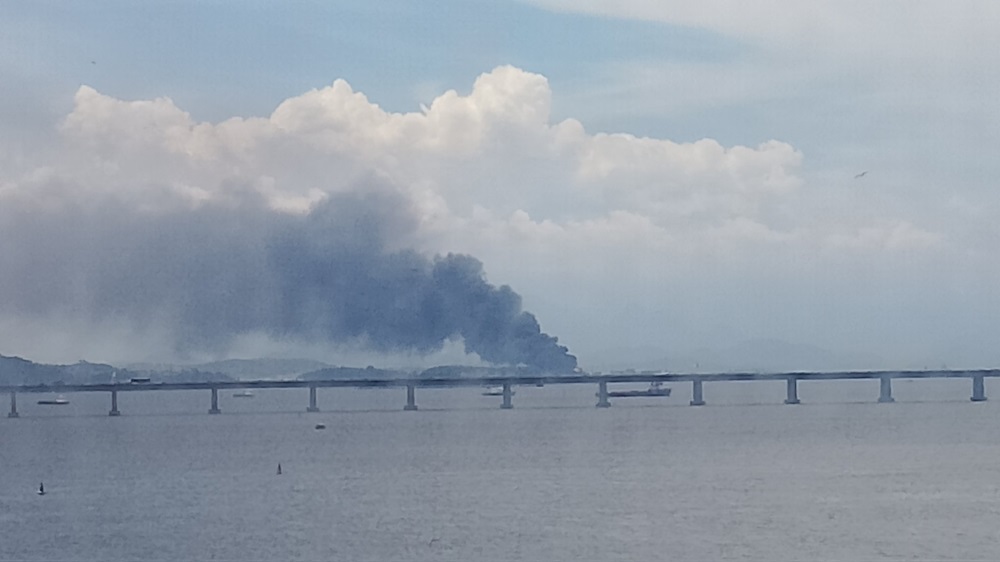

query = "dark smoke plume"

[0,185,577,372]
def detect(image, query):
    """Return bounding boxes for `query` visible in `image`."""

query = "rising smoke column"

[264,190,577,371]
[430,254,576,372]
[0,186,577,372]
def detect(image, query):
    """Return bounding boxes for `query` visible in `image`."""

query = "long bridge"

[3,369,998,417]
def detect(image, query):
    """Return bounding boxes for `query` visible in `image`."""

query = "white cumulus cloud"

[0,65,968,368]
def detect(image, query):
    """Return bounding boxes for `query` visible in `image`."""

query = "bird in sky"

[854,171,868,179]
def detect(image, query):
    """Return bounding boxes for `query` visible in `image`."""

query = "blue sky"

[2,1,740,134]
[2,1,1000,371]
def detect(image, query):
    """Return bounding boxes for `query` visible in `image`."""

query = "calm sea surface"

[4,378,1000,561]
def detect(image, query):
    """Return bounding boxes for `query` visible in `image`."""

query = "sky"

[1,1,999,372]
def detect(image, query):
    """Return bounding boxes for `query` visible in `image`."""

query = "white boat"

[232,390,254,398]
[482,386,515,397]
[37,395,69,405]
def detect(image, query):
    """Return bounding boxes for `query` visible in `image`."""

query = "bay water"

[3,378,1000,560]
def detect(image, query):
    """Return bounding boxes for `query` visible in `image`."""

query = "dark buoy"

[277,463,282,475]
[37,482,45,496]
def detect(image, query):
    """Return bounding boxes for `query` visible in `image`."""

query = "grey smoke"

[0,183,577,372]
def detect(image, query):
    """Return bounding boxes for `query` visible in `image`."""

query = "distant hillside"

[130,368,233,384]
[0,355,63,385]
[0,354,234,386]
[299,366,407,381]
[194,358,331,379]
[0,355,124,385]
[1,354,577,386]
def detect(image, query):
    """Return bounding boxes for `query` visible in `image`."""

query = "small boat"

[129,377,151,384]
[314,423,326,430]
[232,390,254,398]
[277,464,282,475]
[37,483,45,496]
[37,395,69,405]
[606,382,672,398]
[482,386,515,397]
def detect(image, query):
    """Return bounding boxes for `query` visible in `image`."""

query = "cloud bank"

[1,65,961,368]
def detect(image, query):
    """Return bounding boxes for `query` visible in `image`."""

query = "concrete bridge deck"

[4,369,998,417]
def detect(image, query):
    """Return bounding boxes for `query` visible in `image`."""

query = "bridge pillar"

[307,386,320,412]
[404,384,418,411]
[596,381,610,408]
[784,377,800,405]
[501,383,513,409]
[209,388,221,414]
[971,375,987,402]
[690,379,706,406]
[109,390,121,416]
[878,375,894,403]
[8,391,18,418]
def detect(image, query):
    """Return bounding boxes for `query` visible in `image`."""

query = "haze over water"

[4,380,1000,561]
